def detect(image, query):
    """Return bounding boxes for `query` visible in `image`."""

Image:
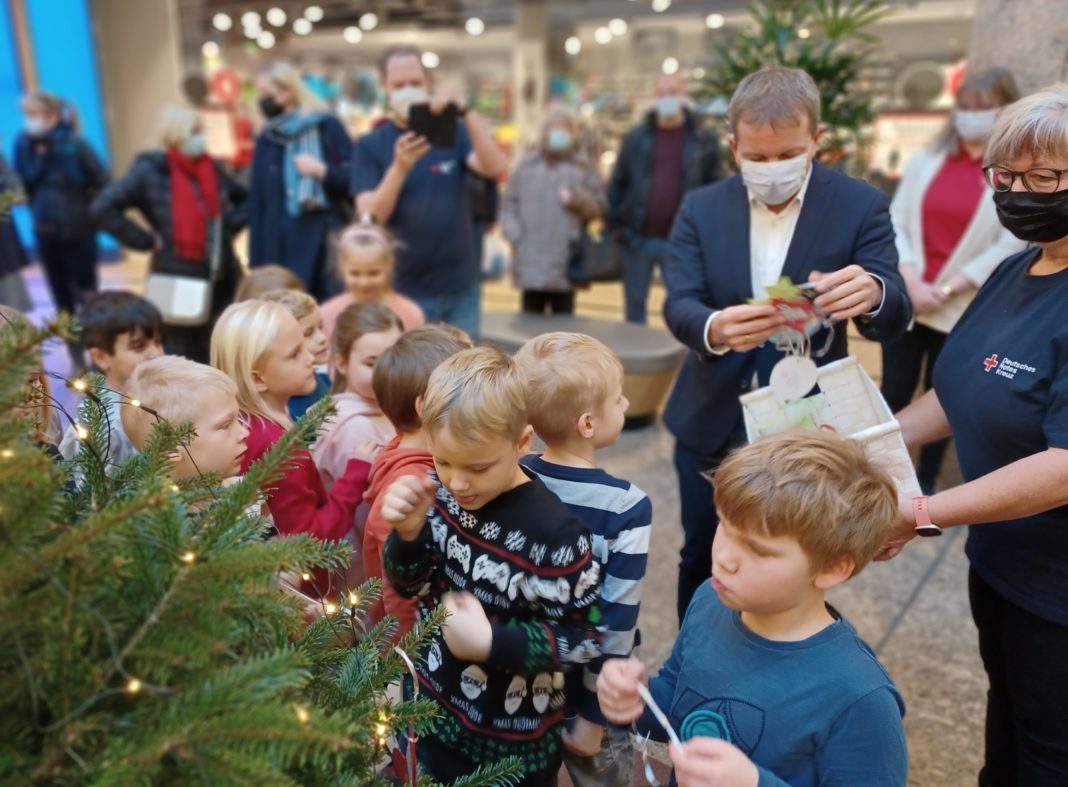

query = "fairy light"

[180,551,196,564]
[72,378,87,392]
[75,424,89,441]
[126,677,143,694]
[0,448,13,459]
[295,705,309,723]
[130,399,141,408]
[348,591,359,606]
[324,602,338,615]
[300,572,311,581]
[170,484,180,493]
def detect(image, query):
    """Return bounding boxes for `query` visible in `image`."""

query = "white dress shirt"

[703,166,884,354]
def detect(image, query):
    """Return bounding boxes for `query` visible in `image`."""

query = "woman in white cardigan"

[882,68,1025,494]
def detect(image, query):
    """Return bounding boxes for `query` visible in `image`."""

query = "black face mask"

[258,95,284,120]
[994,189,1068,243]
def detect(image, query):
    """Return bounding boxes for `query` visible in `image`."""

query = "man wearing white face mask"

[607,73,723,323]
[881,67,1024,496]
[661,66,912,622]
[351,46,506,339]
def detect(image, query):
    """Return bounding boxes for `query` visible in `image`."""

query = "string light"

[0,448,13,459]
[295,705,309,723]
[73,379,87,392]
[180,551,196,564]
[348,591,359,606]
[126,677,143,694]
[130,399,141,408]
[170,484,180,493]
[75,424,89,441]
[324,602,338,615]
[300,572,311,581]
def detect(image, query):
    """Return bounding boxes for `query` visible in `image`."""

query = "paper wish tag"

[770,355,819,403]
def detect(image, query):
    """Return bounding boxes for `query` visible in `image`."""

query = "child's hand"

[441,591,492,661]
[562,715,604,758]
[668,738,759,787]
[596,657,647,724]
[381,474,437,541]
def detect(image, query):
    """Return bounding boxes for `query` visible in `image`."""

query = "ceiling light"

[202,41,220,57]
[693,66,707,79]
[705,13,725,29]
[565,36,581,55]
[266,8,286,26]
[304,5,324,22]
[293,17,312,35]
[343,26,362,44]
[212,13,232,31]
[359,13,378,31]
[594,27,612,45]
[241,11,260,27]
[662,56,679,75]
[652,0,672,12]
[465,17,485,36]
[257,30,276,49]
[244,25,260,39]
[421,51,440,69]
[608,18,628,36]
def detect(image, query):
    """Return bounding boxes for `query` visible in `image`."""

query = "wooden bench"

[481,312,686,428]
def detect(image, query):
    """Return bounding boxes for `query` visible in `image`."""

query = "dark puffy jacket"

[90,151,247,304]
[0,152,28,278]
[607,109,723,239]
[14,123,109,239]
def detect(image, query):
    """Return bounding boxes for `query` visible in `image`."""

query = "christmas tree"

[0,314,519,786]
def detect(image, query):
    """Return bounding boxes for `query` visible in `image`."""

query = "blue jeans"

[414,283,482,340]
[621,235,671,324]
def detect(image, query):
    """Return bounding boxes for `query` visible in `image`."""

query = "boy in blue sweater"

[598,429,908,787]
[515,332,651,787]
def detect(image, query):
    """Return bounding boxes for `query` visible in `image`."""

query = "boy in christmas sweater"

[381,347,603,785]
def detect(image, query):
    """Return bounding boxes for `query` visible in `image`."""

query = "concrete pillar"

[513,0,548,157]
[967,0,1068,93]
[91,0,183,173]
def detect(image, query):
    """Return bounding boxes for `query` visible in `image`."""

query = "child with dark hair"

[58,290,164,464]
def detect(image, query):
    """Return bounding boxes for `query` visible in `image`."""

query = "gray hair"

[728,67,821,135]
[985,83,1068,166]
[158,105,198,149]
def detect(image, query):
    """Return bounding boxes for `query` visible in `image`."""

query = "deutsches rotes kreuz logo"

[983,353,1036,380]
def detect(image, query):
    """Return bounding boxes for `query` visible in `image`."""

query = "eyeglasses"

[983,166,1068,193]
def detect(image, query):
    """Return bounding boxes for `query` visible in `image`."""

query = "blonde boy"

[515,332,651,786]
[122,356,249,480]
[598,430,907,787]
[258,288,330,420]
[380,346,603,785]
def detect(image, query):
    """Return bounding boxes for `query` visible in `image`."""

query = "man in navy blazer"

[662,67,912,621]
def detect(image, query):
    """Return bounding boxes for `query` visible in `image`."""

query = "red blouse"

[920,147,986,283]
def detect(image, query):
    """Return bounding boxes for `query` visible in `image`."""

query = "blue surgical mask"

[182,133,207,158]
[546,128,573,152]
[656,95,682,119]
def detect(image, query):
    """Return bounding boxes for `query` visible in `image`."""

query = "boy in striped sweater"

[516,332,652,787]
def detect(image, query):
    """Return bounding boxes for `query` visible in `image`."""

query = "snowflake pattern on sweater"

[383,470,603,780]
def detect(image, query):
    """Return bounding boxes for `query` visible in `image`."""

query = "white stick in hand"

[636,683,681,745]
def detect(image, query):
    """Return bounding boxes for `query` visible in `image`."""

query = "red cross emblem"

[984,354,999,372]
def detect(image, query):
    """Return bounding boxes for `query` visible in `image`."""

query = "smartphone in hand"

[408,103,458,148]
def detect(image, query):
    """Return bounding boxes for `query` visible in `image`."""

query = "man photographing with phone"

[351,46,506,338]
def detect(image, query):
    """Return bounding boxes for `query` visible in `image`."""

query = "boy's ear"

[516,424,534,455]
[576,411,595,440]
[813,554,855,591]
[86,347,110,374]
[414,395,424,419]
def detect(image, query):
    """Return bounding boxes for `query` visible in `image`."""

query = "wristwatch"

[938,283,954,298]
[912,496,943,537]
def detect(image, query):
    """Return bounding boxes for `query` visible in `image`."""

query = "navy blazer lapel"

[714,176,754,304]
[780,162,834,285]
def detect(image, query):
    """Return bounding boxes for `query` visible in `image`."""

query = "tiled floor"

[24,259,984,786]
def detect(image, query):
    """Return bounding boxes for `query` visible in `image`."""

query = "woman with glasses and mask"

[881,68,1025,495]
[91,106,247,362]
[883,84,1068,786]
[248,61,352,300]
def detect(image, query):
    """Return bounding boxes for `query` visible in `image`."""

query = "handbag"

[143,217,221,326]
[567,227,622,284]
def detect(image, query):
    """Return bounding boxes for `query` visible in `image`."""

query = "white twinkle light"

[359,13,378,31]
[594,26,612,45]
[465,17,485,36]
[608,18,628,36]
[241,11,260,27]
[662,56,680,75]
[798,28,812,39]
[343,26,363,43]
[304,5,324,22]
[266,7,287,26]
[421,51,440,69]
[293,18,312,35]
[201,41,219,58]
[565,36,581,55]
[212,13,232,31]
[706,13,725,29]
[652,0,672,11]
[258,30,276,48]
[244,25,260,40]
